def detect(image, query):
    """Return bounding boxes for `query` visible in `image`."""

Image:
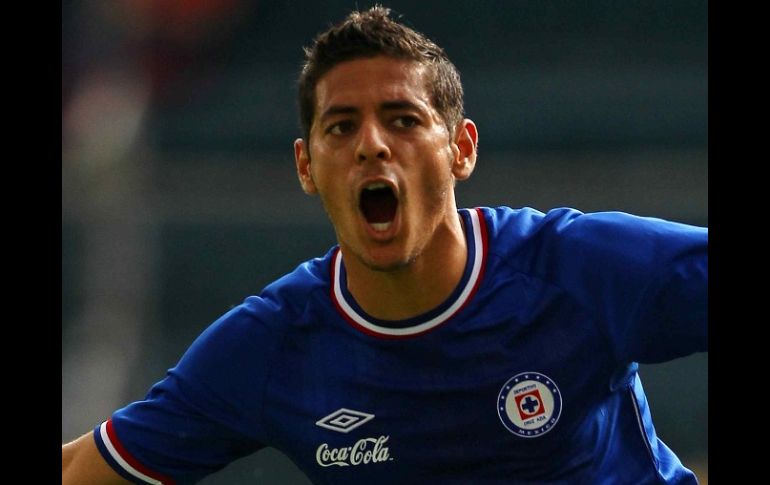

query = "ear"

[450,119,478,181]
[294,138,317,194]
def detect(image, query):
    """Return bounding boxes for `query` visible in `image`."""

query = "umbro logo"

[316,408,375,433]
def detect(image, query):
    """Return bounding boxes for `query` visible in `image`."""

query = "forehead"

[314,56,432,115]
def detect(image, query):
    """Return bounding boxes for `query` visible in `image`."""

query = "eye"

[326,120,354,135]
[393,116,418,129]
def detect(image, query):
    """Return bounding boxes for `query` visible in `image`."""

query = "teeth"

[365,182,388,191]
[371,222,392,232]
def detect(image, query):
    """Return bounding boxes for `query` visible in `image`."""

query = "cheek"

[416,154,454,205]
[315,178,342,209]
[313,167,351,215]
[309,153,340,192]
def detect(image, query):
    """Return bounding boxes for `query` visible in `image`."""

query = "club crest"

[497,372,562,438]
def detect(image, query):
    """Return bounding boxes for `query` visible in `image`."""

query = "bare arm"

[63,431,132,485]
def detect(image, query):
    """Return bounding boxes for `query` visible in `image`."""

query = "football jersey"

[94,206,708,484]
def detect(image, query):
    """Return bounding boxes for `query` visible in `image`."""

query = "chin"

[358,248,414,273]
[365,260,409,273]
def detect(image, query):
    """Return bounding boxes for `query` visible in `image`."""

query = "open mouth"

[360,183,398,232]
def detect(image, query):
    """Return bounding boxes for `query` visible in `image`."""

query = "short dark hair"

[297,6,464,142]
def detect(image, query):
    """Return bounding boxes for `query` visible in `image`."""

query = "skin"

[62,54,479,484]
[295,55,478,320]
[62,431,130,484]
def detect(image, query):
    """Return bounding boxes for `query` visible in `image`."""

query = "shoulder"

[172,248,336,384]
[474,205,706,282]
[480,204,705,236]
[479,205,578,240]
[478,205,705,252]
[474,206,581,265]
[246,248,334,323]
[185,248,336,355]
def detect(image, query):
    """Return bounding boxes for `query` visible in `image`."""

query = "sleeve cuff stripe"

[99,420,175,485]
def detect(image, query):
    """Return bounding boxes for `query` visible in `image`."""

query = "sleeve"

[93,298,286,484]
[545,209,707,364]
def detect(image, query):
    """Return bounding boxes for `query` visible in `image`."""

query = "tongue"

[361,188,397,223]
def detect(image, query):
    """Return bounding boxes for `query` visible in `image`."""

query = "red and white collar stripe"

[331,208,487,339]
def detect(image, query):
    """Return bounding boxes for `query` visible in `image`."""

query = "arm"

[61,301,278,484]
[538,208,707,363]
[62,431,132,485]
[61,298,285,484]
[578,212,707,363]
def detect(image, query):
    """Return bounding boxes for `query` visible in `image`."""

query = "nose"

[355,120,391,163]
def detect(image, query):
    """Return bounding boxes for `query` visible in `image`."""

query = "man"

[63,6,707,484]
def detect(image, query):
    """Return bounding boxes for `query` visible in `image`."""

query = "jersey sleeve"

[93,297,287,484]
[544,209,708,364]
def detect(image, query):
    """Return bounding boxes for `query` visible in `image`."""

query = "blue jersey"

[94,206,708,484]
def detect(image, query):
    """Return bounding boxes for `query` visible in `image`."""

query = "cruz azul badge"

[497,372,562,438]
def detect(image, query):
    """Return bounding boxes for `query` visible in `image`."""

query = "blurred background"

[62,1,707,483]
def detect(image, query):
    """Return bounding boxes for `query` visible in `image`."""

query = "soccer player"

[62,6,708,484]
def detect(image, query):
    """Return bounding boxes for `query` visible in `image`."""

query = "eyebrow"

[381,100,424,113]
[318,105,358,124]
[318,100,427,124]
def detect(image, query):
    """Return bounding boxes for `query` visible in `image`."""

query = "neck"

[343,213,468,321]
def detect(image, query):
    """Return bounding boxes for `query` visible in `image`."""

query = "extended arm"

[549,210,707,363]
[63,431,131,485]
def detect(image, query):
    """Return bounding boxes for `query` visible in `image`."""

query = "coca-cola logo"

[315,435,392,467]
